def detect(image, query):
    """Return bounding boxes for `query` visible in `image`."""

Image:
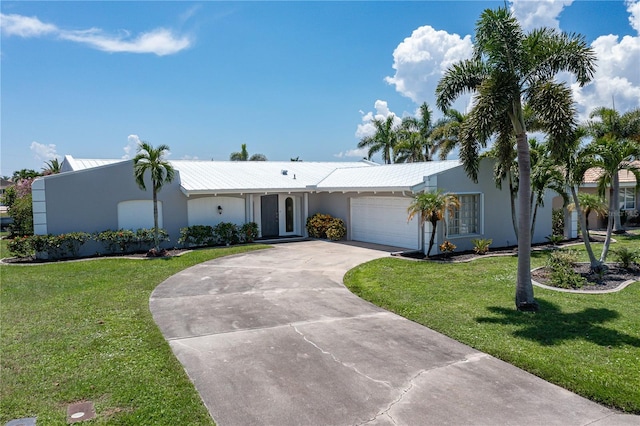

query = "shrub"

[178,225,216,247]
[239,222,259,243]
[471,238,492,255]
[546,250,587,289]
[552,208,564,236]
[439,240,456,255]
[612,247,639,269]
[325,219,346,241]
[95,228,167,254]
[214,222,239,245]
[7,235,33,258]
[7,194,34,237]
[545,234,564,246]
[306,213,335,238]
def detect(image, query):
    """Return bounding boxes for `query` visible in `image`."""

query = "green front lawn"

[344,231,640,414]
[0,245,268,425]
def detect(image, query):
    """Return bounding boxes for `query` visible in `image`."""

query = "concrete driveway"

[150,240,637,426]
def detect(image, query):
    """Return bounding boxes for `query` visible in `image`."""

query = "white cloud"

[122,135,141,160]
[30,141,58,162]
[0,13,57,37]
[333,148,368,159]
[570,1,640,117]
[355,100,402,139]
[384,25,473,104]
[59,28,191,56]
[0,13,192,56]
[509,0,574,32]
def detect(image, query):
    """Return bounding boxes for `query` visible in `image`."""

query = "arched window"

[285,197,294,232]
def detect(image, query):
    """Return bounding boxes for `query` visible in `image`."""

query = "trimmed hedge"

[306,213,346,241]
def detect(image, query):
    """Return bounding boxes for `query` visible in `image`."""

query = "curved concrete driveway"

[151,240,636,426]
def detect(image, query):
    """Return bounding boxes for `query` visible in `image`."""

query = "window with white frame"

[448,194,480,236]
[619,187,636,210]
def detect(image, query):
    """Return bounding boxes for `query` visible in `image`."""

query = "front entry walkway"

[150,240,636,426]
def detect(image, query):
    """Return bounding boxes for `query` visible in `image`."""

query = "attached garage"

[350,196,420,250]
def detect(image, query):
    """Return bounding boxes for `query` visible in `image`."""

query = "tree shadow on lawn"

[476,299,640,347]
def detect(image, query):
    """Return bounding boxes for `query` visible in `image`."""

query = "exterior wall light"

[218,205,223,215]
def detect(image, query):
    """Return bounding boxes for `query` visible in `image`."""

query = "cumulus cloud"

[122,134,142,160]
[30,141,59,162]
[0,12,192,56]
[355,100,402,139]
[384,25,473,104]
[510,0,574,31]
[570,0,640,117]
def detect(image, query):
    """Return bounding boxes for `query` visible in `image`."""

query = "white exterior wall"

[187,196,246,227]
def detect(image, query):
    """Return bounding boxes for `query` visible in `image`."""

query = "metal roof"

[313,160,462,192]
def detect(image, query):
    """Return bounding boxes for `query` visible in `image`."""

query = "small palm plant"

[407,190,460,257]
[133,142,175,253]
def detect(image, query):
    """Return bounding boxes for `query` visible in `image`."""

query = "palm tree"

[357,115,398,164]
[581,136,640,262]
[42,158,61,175]
[567,192,607,239]
[407,190,460,257]
[431,109,468,161]
[529,139,567,237]
[133,142,176,252]
[436,6,596,311]
[586,107,640,232]
[395,102,438,163]
[229,144,268,161]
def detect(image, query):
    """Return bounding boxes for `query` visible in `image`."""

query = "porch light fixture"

[218,205,223,215]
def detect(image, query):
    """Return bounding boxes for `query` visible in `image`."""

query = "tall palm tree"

[582,136,640,262]
[567,192,608,239]
[395,103,438,163]
[133,142,176,251]
[357,115,398,164]
[407,190,460,257]
[230,143,249,161]
[529,139,567,237]
[431,109,468,161]
[586,107,640,232]
[436,7,596,311]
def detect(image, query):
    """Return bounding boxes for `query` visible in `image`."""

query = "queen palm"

[407,190,460,257]
[436,7,596,311]
[431,109,468,161]
[133,142,176,252]
[358,115,398,164]
[567,192,607,240]
[586,107,640,233]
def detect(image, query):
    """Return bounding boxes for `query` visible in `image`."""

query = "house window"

[619,187,636,210]
[448,194,480,236]
[285,197,294,232]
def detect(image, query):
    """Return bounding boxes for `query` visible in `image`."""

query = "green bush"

[552,208,564,236]
[240,222,259,243]
[7,194,33,237]
[178,225,216,247]
[545,234,565,246]
[471,238,492,255]
[325,219,346,241]
[95,228,168,254]
[306,213,347,240]
[546,250,587,289]
[612,247,639,269]
[7,235,33,258]
[8,232,91,259]
[214,222,239,245]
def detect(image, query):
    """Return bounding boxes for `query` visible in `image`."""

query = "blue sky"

[1,1,639,176]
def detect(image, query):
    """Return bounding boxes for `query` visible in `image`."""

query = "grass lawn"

[344,231,640,414]
[1,244,268,425]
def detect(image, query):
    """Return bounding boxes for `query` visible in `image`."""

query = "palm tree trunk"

[599,190,615,263]
[530,202,538,238]
[570,187,601,270]
[427,219,437,257]
[612,174,624,233]
[509,171,518,241]
[514,133,537,311]
[152,186,159,251]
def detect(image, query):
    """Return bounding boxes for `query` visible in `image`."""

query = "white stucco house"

[31,155,553,256]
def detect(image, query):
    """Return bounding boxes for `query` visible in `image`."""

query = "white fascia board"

[313,186,414,193]
[180,187,312,196]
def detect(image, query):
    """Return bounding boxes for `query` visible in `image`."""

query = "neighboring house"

[0,178,13,206]
[552,160,639,230]
[31,156,553,256]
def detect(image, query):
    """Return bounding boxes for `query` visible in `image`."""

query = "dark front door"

[260,194,279,237]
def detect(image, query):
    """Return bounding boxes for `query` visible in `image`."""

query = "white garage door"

[351,197,419,249]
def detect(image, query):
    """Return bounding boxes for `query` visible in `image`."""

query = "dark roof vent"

[281,169,288,175]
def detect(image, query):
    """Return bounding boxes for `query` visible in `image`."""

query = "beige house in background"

[553,160,639,231]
